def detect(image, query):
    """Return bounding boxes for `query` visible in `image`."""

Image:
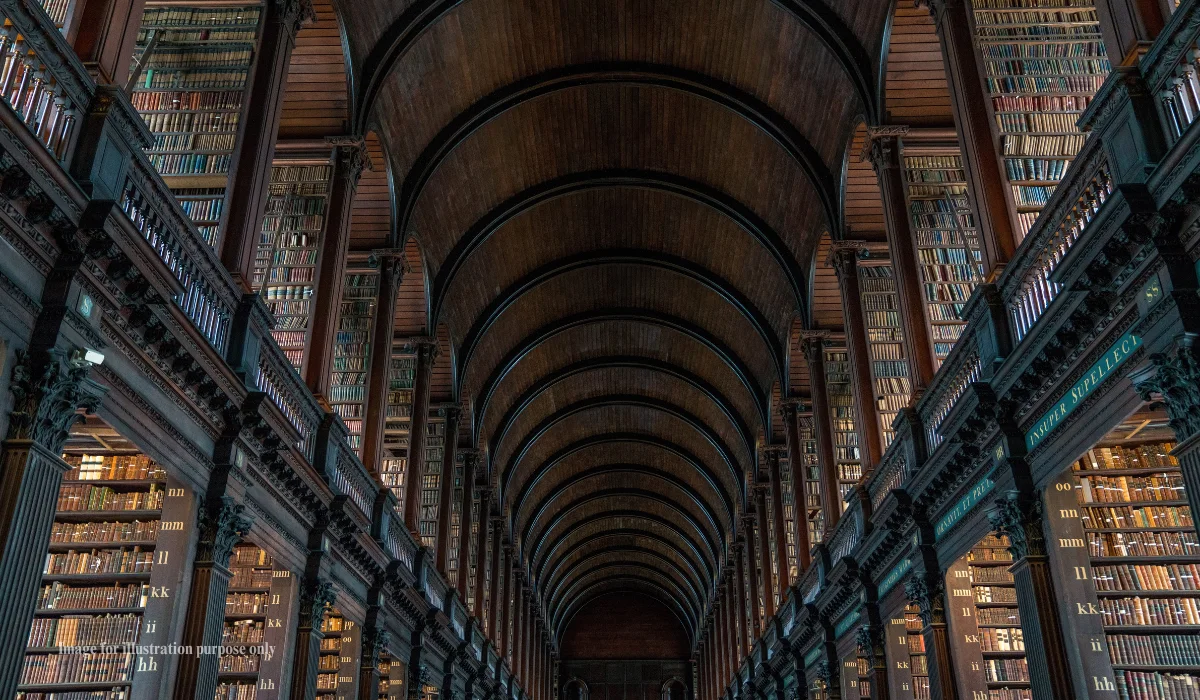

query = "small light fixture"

[70,348,106,367]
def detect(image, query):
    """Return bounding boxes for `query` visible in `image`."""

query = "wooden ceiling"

[314,0,952,645]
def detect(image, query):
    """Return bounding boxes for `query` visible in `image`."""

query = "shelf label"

[935,472,995,542]
[1025,330,1142,452]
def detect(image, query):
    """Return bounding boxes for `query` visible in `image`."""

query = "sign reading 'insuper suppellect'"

[1024,331,1142,452]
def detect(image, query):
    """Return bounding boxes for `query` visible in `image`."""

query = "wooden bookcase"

[885,603,929,700]
[130,2,263,244]
[329,263,379,457]
[1044,409,1200,698]
[378,652,404,700]
[317,607,360,700]
[947,534,1031,700]
[823,345,862,511]
[857,261,912,446]
[20,418,192,700]
[901,145,984,367]
[379,354,416,506]
[776,450,801,581]
[418,418,447,550]
[252,157,334,370]
[797,416,825,547]
[967,0,1110,239]
[215,544,273,699]
[446,454,464,587]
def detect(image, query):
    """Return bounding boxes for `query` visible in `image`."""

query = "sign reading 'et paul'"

[1024,331,1142,452]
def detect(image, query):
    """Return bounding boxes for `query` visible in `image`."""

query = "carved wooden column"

[800,333,843,533]
[511,572,525,668]
[458,450,480,600]
[0,352,100,697]
[361,252,406,474]
[829,243,884,471]
[733,539,749,655]
[68,0,146,83]
[173,499,253,700]
[986,491,1075,700]
[743,515,764,637]
[436,406,462,572]
[218,0,315,286]
[500,545,515,658]
[475,487,493,621]
[905,572,958,700]
[753,482,776,618]
[489,525,505,637]
[404,338,439,537]
[305,138,369,398]
[406,623,428,700]
[856,624,890,700]
[762,446,792,591]
[922,0,1016,278]
[865,127,937,396]
[359,612,390,700]
[289,577,337,700]
[778,400,812,571]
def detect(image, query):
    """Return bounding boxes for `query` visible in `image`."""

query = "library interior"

[0,0,1197,699]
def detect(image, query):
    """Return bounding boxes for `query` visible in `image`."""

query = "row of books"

[178,196,224,223]
[1114,672,1200,700]
[260,286,313,301]
[1012,185,1055,207]
[262,266,314,283]
[256,248,317,267]
[1004,157,1070,181]
[20,653,134,685]
[1093,564,1200,592]
[923,282,976,303]
[229,567,272,590]
[986,690,1032,700]
[45,549,154,576]
[927,304,966,322]
[149,28,257,42]
[978,41,1105,60]
[1077,473,1186,504]
[976,606,1021,625]
[62,455,164,482]
[995,111,1081,135]
[51,521,159,544]
[1100,596,1200,626]
[329,386,366,403]
[1076,444,1179,472]
[150,133,237,154]
[1108,633,1200,666]
[975,585,1018,603]
[139,7,261,28]
[222,620,264,645]
[980,627,1024,653]
[56,486,163,513]
[986,75,1106,94]
[1089,531,1200,558]
[225,593,270,615]
[983,57,1109,77]
[972,565,1015,584]
[138,70,250,91]
[1081,505,1193,530]
[130,90,243,112]
[147,153,231,176]
[219,654,260,673]
[992,94,1091,113]
[1001,133,1088,157]
[28,614,142,648]
[37,583,148,612]
[262,211,325,228]
[143,49,253,70]
[985,658,1030,683]
[214,683,258,700]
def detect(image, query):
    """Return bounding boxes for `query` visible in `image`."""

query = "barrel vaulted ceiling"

[330,0,894,647]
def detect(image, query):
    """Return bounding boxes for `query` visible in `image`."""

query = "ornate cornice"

[1134,333,1200,441]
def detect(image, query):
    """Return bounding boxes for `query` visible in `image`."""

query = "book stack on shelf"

[19,452,168,699]
[969,535,1031,700]
[317,609,347,700]
[775,450,801,580]
[857,263,912,446]
[252,160,333,369]
[905,604,930,700]
[330,269,379,456]
[378,653,403,700]
[968,0,1110,238]
[823,346,862,511]
[130,3,263,241]
[466,492,481,611]
[798,417,824,547]
[446,454,464,587]
[215,544,275,700]
[856,648,871,700]
[901,150,983,366]
[418,419,446,549]
[379,355,417,504]
[1069,432,1200,697]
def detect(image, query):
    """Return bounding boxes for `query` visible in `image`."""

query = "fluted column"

[732,541,749,656]
[218,0,315,286]
[435,406,462,572]
[777,400,811,571]
[306,138,369,397]
[458,451,480,601]
[857,625,890,700]
[753,485,775,619]
[865,128,937,395]
[403,339,439,537]
[762,447,793,590]
[173,499,253,700]
[829,242,884,471]
[489,526,505,637]
[800,333,842,533]
[922,0,1016,278]
[289,577,337,700]
[361,253,406,474]
[906,573,957,700]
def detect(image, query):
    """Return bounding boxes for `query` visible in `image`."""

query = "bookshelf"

[418,419,446,549]
[901,149,984,366]
[466,491,481,611]
[447,454,464,587]
[330,266,379,456]
[798,417,825,547]
[253,159,333,370]
[906,605,929,700]
[824,345,862,511]
[967,0,1110,239]
[20,422,176,699]
[776,451,801,580]
[378,653,404,700]
[886,603,929,700]
[857,263,912,446]
[1049,410,1200,698]
[947,534,1031,700]
[216,543,274,700]
[379,354,416,507]
[856,649,871,700]
[130,3,263,244]
[317,607,359,700]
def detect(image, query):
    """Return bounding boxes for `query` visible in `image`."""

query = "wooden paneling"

[279,0,348,139]
[561,595,689,659]
[884,6,952,125]
[394,237,427,337]
[349,133,391,250]
[844,124,885,240]
[811,232,843,330]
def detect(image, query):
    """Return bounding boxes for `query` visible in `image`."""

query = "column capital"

[826,240,866,279]
[326,135,372,187]
[298,577,337,628]
[438,404,462,424]
[195,496,253,565]
[862,125,910,173]
[904,573,945,628]
[797,330,832,363]
[6,349,102,452]
[777,397,809,419]
[987,490,1046,560]
[1134,333,1200,442]
[270,0,317,39]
